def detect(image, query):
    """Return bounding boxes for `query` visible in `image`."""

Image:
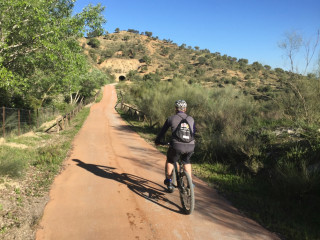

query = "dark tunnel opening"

[119,75,126,81]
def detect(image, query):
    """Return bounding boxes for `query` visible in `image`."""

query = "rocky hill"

[81,31,299,100]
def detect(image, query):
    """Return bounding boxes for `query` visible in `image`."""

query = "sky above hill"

[73,0,320,73]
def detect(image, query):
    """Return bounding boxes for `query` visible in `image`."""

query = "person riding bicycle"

[155,100,196,191]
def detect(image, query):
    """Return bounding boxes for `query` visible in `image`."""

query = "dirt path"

[36,84,279,240]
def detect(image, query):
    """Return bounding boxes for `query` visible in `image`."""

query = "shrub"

[198,57,207,65]
[140,55,151,65]
[120,81,260,167]
[127,29,139,34]
[140,65,148,73]
[194,68,205,76]
[270,142,320,198]
[127,70,141,81]
[257,85,272,93]
[87,38,101,48]
[245,80,254,87]
[101,49,114,58]
[143,73,161,82]
[145,31,153,37]
[89,49,97,62]
[160,47,169,56]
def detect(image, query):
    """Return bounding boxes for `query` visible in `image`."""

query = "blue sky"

[73,0,320,73]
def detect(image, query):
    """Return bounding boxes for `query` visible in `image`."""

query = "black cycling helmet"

[175,100,187,110]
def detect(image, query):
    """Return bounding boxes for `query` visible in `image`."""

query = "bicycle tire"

[165,160,177,193]
[179,171,195,214]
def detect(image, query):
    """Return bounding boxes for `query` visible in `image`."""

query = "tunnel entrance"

[119,75,126,81]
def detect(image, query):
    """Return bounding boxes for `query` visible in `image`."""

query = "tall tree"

[76,3,106,37]
[0,0,107,107]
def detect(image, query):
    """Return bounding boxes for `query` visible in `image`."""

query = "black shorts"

[167,146,194,164]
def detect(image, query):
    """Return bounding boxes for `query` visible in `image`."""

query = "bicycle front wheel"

[179,171,195,214]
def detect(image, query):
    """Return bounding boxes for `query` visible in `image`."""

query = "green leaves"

[75,3,106,37]
[0,0,107,108]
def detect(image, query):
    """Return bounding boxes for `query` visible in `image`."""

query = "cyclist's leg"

[181,151,194,180]
[184,163,192,180]
[165,147,179,183]
[166,160,174,179]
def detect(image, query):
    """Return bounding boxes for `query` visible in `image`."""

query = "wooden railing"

[44,103,84,133]
[44,89,102,133]
[115,91,159,127]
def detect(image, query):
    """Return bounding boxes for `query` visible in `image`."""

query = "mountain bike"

[164,147,195,215]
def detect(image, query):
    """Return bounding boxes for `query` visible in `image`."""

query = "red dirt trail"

[36,84,280,240]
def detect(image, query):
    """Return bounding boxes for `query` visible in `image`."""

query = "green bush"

[143,73,161,82]
[268,140,320,198]
[120,80,260,167]
[198,57,207,65]
[140,55,151,65]
[87,38,101,48]
[160,47,169,56]
[245,80,254,87]
[257,85,272,93]
[89,49,97,62]
[101,49,114,58]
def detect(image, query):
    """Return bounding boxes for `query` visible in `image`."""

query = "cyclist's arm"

[155,119,170,144]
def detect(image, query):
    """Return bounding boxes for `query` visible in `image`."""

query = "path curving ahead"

[36,84,279,240]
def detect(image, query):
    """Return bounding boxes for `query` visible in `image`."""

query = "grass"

[192,163,320,240]
[0,104,91,238]
[0,106,90,179]
[0,146,32,178]
[6,136,41,145]
[116,108,320,240]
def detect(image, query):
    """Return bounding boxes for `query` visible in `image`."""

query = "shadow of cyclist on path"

[72,159,183,213]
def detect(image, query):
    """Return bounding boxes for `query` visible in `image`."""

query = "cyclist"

[155,100,196,191]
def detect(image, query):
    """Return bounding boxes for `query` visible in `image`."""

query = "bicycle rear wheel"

[179,171,195,214]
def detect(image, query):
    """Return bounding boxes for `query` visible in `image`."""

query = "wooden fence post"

[2,107,5,138]
[61,116,64,130]
[37,109,39,128]
[57,119,59,133]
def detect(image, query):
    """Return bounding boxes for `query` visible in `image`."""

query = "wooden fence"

[1,106,58,138]
[44,103,84,133]
[1,89,102,138]
[115,91,159,127]
[45,89,102,133]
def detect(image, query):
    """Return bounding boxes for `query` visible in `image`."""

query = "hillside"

[81,31,286,100]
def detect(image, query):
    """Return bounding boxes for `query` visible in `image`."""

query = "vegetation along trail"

[36,84,279,240]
